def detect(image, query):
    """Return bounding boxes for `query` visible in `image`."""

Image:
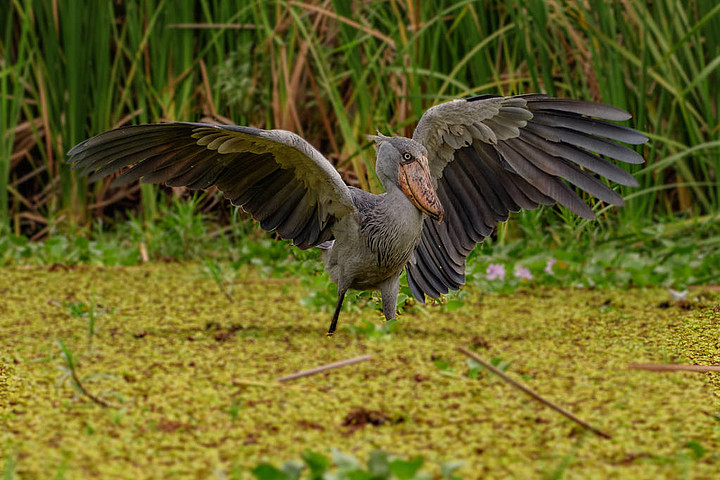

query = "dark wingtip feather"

[69,158,86,170]
[530,112,649,145]
[529,98,632,122]
[637,132,649,144]
[67,142,86,158]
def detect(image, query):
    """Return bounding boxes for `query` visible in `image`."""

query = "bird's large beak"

[398,155,444,222]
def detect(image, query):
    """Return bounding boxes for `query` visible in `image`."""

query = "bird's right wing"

[407,94,648,301]
[68,122,357,249]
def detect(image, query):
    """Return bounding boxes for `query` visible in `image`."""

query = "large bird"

[68,94,646,335]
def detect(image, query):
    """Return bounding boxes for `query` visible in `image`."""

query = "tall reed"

[1,0,718,236]
[0,2,31,231]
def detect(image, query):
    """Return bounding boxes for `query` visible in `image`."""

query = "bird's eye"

[403,153,412,161]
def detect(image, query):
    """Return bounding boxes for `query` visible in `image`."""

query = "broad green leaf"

[445,299,464,312]
[440,461,465,480]
[302,450,330,478]
[331,448,360,469]
[251,464,289,480]
[281,461,303,480]
[389,457,424,480]
[346,470,374,480]
[367,450,390,478]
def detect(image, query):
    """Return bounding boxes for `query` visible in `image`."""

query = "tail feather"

[315,240,335,250]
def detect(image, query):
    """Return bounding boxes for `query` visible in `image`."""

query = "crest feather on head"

[366,132,390,145]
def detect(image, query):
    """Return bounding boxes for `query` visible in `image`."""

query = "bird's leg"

[326,288,347,336]
[379,275,401,322]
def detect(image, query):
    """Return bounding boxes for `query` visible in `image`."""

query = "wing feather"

[277,192,316,240]
[260,183,306,231]
[68,122,357,249]
[424,218,465,269]
[409,95,647,301]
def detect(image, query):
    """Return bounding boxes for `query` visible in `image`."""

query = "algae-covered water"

[1,264,719,479]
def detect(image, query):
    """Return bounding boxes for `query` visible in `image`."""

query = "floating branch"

[457,346,611,440]
[276,354,373,383]
[629,363,720,373]
[231,379,307,391]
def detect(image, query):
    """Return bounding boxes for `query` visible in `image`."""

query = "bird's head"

[370,135,444,223]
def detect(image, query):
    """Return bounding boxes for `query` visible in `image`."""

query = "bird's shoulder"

[349,187,383,215]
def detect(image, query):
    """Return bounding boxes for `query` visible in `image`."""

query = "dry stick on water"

[629,363,720,373]
[457,347,612,440]
[232,379,308,391]
[57,339,113,408]
[276,354,373,382]
[70,368,112,408]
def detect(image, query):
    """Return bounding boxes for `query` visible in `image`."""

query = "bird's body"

[321,182,427,328]
[68,94,647,334]
[325,187,423,290]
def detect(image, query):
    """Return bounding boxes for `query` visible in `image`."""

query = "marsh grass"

[63,296,113,349]
[203,259,236,303]
[0,0,718,237]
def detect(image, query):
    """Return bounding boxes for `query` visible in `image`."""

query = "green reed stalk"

[0,1,30,231]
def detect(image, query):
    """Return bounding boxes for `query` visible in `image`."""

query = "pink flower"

[485,263,506,281]
[514,265,533,281]
[544,258,557,275]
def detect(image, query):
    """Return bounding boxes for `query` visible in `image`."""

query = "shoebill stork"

[68,94,646,335]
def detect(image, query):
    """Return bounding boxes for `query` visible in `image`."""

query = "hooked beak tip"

[427,208,444,223]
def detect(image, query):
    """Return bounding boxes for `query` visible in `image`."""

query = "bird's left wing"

[68,123,357,249]
[407,94,647,301]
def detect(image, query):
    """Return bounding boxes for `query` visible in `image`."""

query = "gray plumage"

[67,94,647,334]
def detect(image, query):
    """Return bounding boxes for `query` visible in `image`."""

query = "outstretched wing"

[407,94,647,301]
[68,122,357,249]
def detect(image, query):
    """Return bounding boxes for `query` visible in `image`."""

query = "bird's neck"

[378,182,425,233]
[359,183,425,271]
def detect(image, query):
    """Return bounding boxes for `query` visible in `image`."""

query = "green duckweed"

[1,264,719,479]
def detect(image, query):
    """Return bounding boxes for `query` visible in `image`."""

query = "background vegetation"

[1,0,719,241]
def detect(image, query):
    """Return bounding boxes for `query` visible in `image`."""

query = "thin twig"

[276,354,373,383]
[70,369,112,408]
[457,347,611,440]
[232,379,308,390]
[629,363,720,373]
[215,279,234,304]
